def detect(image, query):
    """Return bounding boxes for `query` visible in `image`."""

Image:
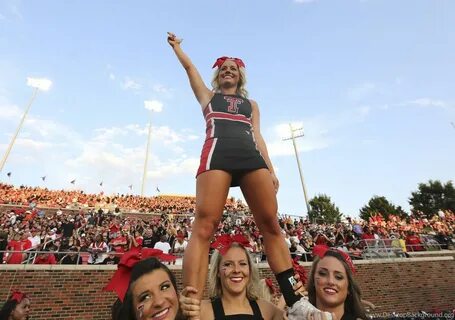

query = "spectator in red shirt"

[314,231,330,246]
[361,226,375,248]
[109,219,121,237]
[34,249,57,264]
[20,232,32,251]
[6,233,24,264]
[128,231,143,253]
[110,231,128,253]
[405,231,425,252]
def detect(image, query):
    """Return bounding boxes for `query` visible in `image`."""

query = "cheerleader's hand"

[292,274,307,297]
[180,286,201,320]
[271,172,280,193]
[167,32,182,48]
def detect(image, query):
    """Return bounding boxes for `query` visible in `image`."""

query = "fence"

[287,237,448,262]
[1,236,451,266]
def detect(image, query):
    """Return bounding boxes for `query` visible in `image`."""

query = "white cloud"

[154,126,184,145]
[395,77,403,85]
[186,134,199,140]
[406,98,451,109]
[106,64,116,80]
[346,82,377,100]
[357,105,371,118]
[153,84,172,95]
[144,100,163,112]
[265,103,381,158]
[267,120,330,157]
[63,139,198,195]
[27,77,52,91]
[181,129,200,141]
[122,77,142,91]
[0,101,80,144]
[10,5,23,20]
[0,94,200,194]
[294,0,318,3]
[93,124,198,152]
[0,104,22,119]
[149,157,199,179]
[24,117,81,142]
[93,126,130,142]
[14,138,56,150]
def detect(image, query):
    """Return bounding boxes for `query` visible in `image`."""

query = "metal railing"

[1,249,186,265]
[1,237,450,265]
[289,237,448,263]
[1,250,85,265]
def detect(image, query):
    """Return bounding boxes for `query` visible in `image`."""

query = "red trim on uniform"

[203,102,212,117]
[197,138,215,176]
[205,112,252,124]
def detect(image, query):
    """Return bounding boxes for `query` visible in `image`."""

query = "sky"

[0,0,454,217]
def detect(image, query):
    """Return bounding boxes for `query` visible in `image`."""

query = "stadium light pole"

[283,123,311,215]
[141,100,163,196]
[0,77,52,172]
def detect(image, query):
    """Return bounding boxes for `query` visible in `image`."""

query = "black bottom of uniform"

[197,137,268,187]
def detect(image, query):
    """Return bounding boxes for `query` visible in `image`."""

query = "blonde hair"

[257,279,274,302]
[211,66,249,98]
[208,243,260,300]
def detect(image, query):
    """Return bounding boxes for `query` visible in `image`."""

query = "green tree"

[308,194,342,224]
[359,196,408,221]
[409,180,455,218]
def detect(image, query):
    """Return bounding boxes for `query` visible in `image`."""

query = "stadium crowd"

[0,183,453,265]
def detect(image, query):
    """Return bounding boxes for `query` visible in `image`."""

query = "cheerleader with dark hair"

[0,291,30,320]
[104,248,181,320]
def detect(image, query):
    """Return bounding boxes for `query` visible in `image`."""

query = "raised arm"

[167,32,213,109]
[250,100,280,192]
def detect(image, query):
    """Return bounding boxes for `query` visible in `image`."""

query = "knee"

[193,209,220,241]
[256,216,282,237]
[193,219,219,241]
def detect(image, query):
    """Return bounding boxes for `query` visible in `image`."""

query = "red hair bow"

[312,245,356,274]
[264,278,276,295]
[11,290,27,303]
[292,257,308,284]
[212,56,246,69]
[103,248,176,302]
[211,234,251,255]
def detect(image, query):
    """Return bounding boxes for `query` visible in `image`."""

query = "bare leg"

[240,169,292,273]
[182,170,231,300]
[240,168,305,309]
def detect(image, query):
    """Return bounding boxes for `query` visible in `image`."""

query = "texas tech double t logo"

[224,96,243,114]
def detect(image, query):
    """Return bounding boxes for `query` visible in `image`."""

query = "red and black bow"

[211,234,251,255]
[10,290,27,303]
[212,56,246,69]
[312,245,356,274]
[103,248,176,301]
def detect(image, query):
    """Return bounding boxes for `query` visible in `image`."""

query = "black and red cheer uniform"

[197,93,268,186]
